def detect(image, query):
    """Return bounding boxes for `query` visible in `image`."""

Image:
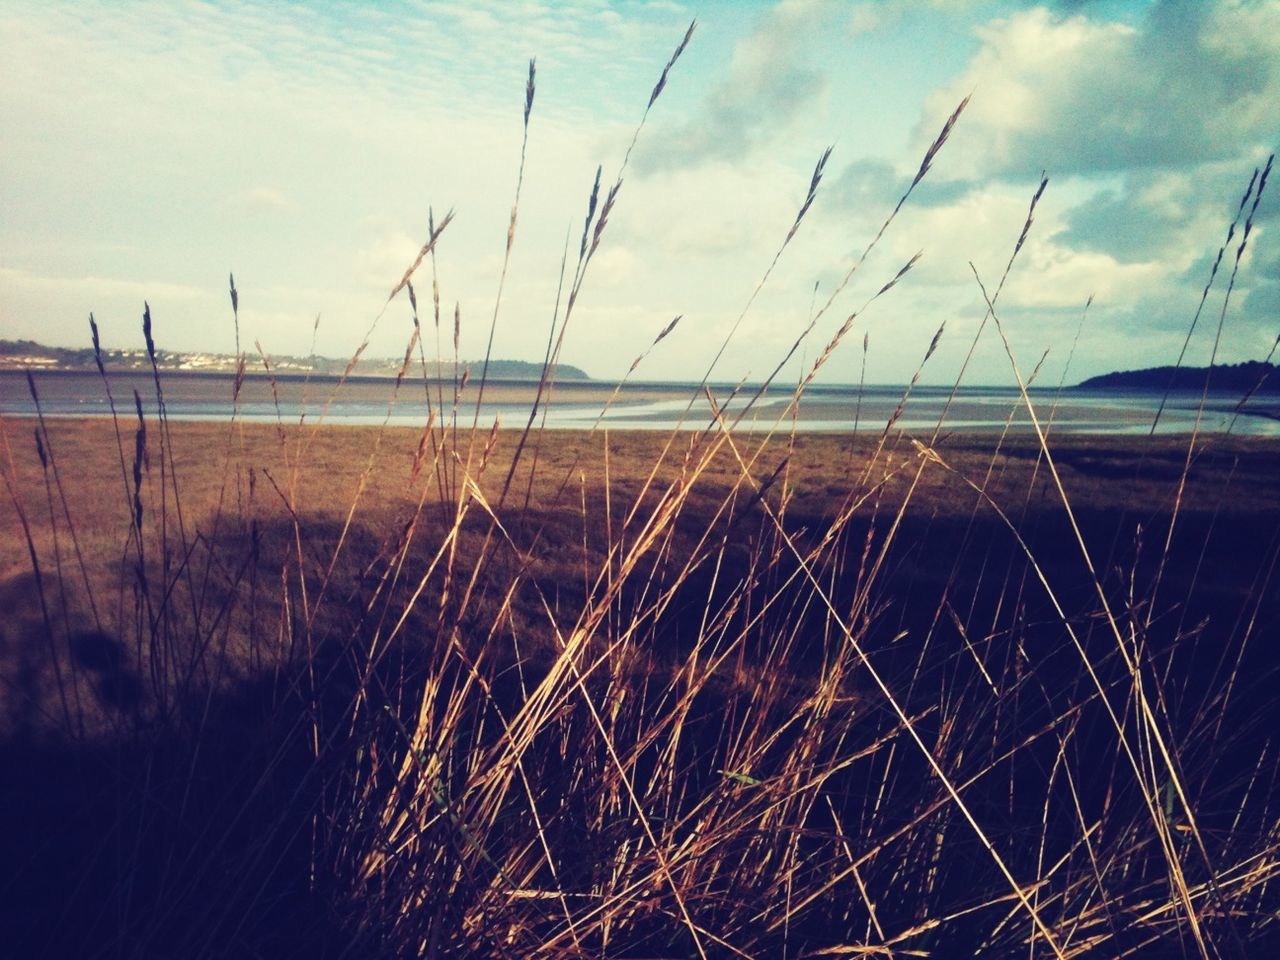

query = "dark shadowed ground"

[2,420,1278,957]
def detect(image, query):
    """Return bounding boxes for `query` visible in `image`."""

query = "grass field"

[3,411,1280,958]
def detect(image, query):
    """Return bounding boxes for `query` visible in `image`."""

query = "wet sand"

[4,368,1279,435]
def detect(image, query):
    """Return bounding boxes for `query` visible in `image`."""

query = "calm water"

[4,369,1279,437]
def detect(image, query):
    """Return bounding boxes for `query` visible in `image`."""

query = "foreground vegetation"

[3,415,1278,958]
[3,23,1280,960]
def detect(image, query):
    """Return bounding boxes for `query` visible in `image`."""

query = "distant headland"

[0,338,590,382]
[1077,360,1278,393]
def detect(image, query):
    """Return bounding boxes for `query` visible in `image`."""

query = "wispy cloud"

[232,187,294,212]
[634,0,842,174]
[0,267,205,303]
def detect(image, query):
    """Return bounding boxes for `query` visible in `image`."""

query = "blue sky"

[2,0,1277,385]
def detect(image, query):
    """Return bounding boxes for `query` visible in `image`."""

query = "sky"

[2,0,1278,386]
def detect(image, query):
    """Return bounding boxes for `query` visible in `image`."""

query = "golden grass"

[3,413,1279,956]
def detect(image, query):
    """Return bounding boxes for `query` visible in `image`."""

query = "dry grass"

[3,22,1280,960]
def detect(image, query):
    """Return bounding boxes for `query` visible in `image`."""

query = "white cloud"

[847,4,885,36]
[232,187,293,211]
[913,2,1280,180]
[353,232,425,292]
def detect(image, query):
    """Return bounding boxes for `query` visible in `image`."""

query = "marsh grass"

[3,22,1280,960]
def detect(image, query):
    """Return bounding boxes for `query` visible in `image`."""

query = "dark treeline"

[1078,359,1278,392]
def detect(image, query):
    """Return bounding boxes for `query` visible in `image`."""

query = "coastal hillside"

[1078,359,1277,392]
[0,338,590,381]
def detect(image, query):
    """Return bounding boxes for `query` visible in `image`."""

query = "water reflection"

[3,372,1278,436]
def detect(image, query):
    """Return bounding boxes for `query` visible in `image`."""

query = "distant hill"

[0,338,589,381]
[1078,361,1278,393]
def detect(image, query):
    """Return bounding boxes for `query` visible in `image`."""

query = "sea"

[3,369,1278,437]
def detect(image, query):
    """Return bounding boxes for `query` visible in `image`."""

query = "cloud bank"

[1,0,1277,386]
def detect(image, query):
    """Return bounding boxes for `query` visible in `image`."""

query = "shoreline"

[5,368,1280,436]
